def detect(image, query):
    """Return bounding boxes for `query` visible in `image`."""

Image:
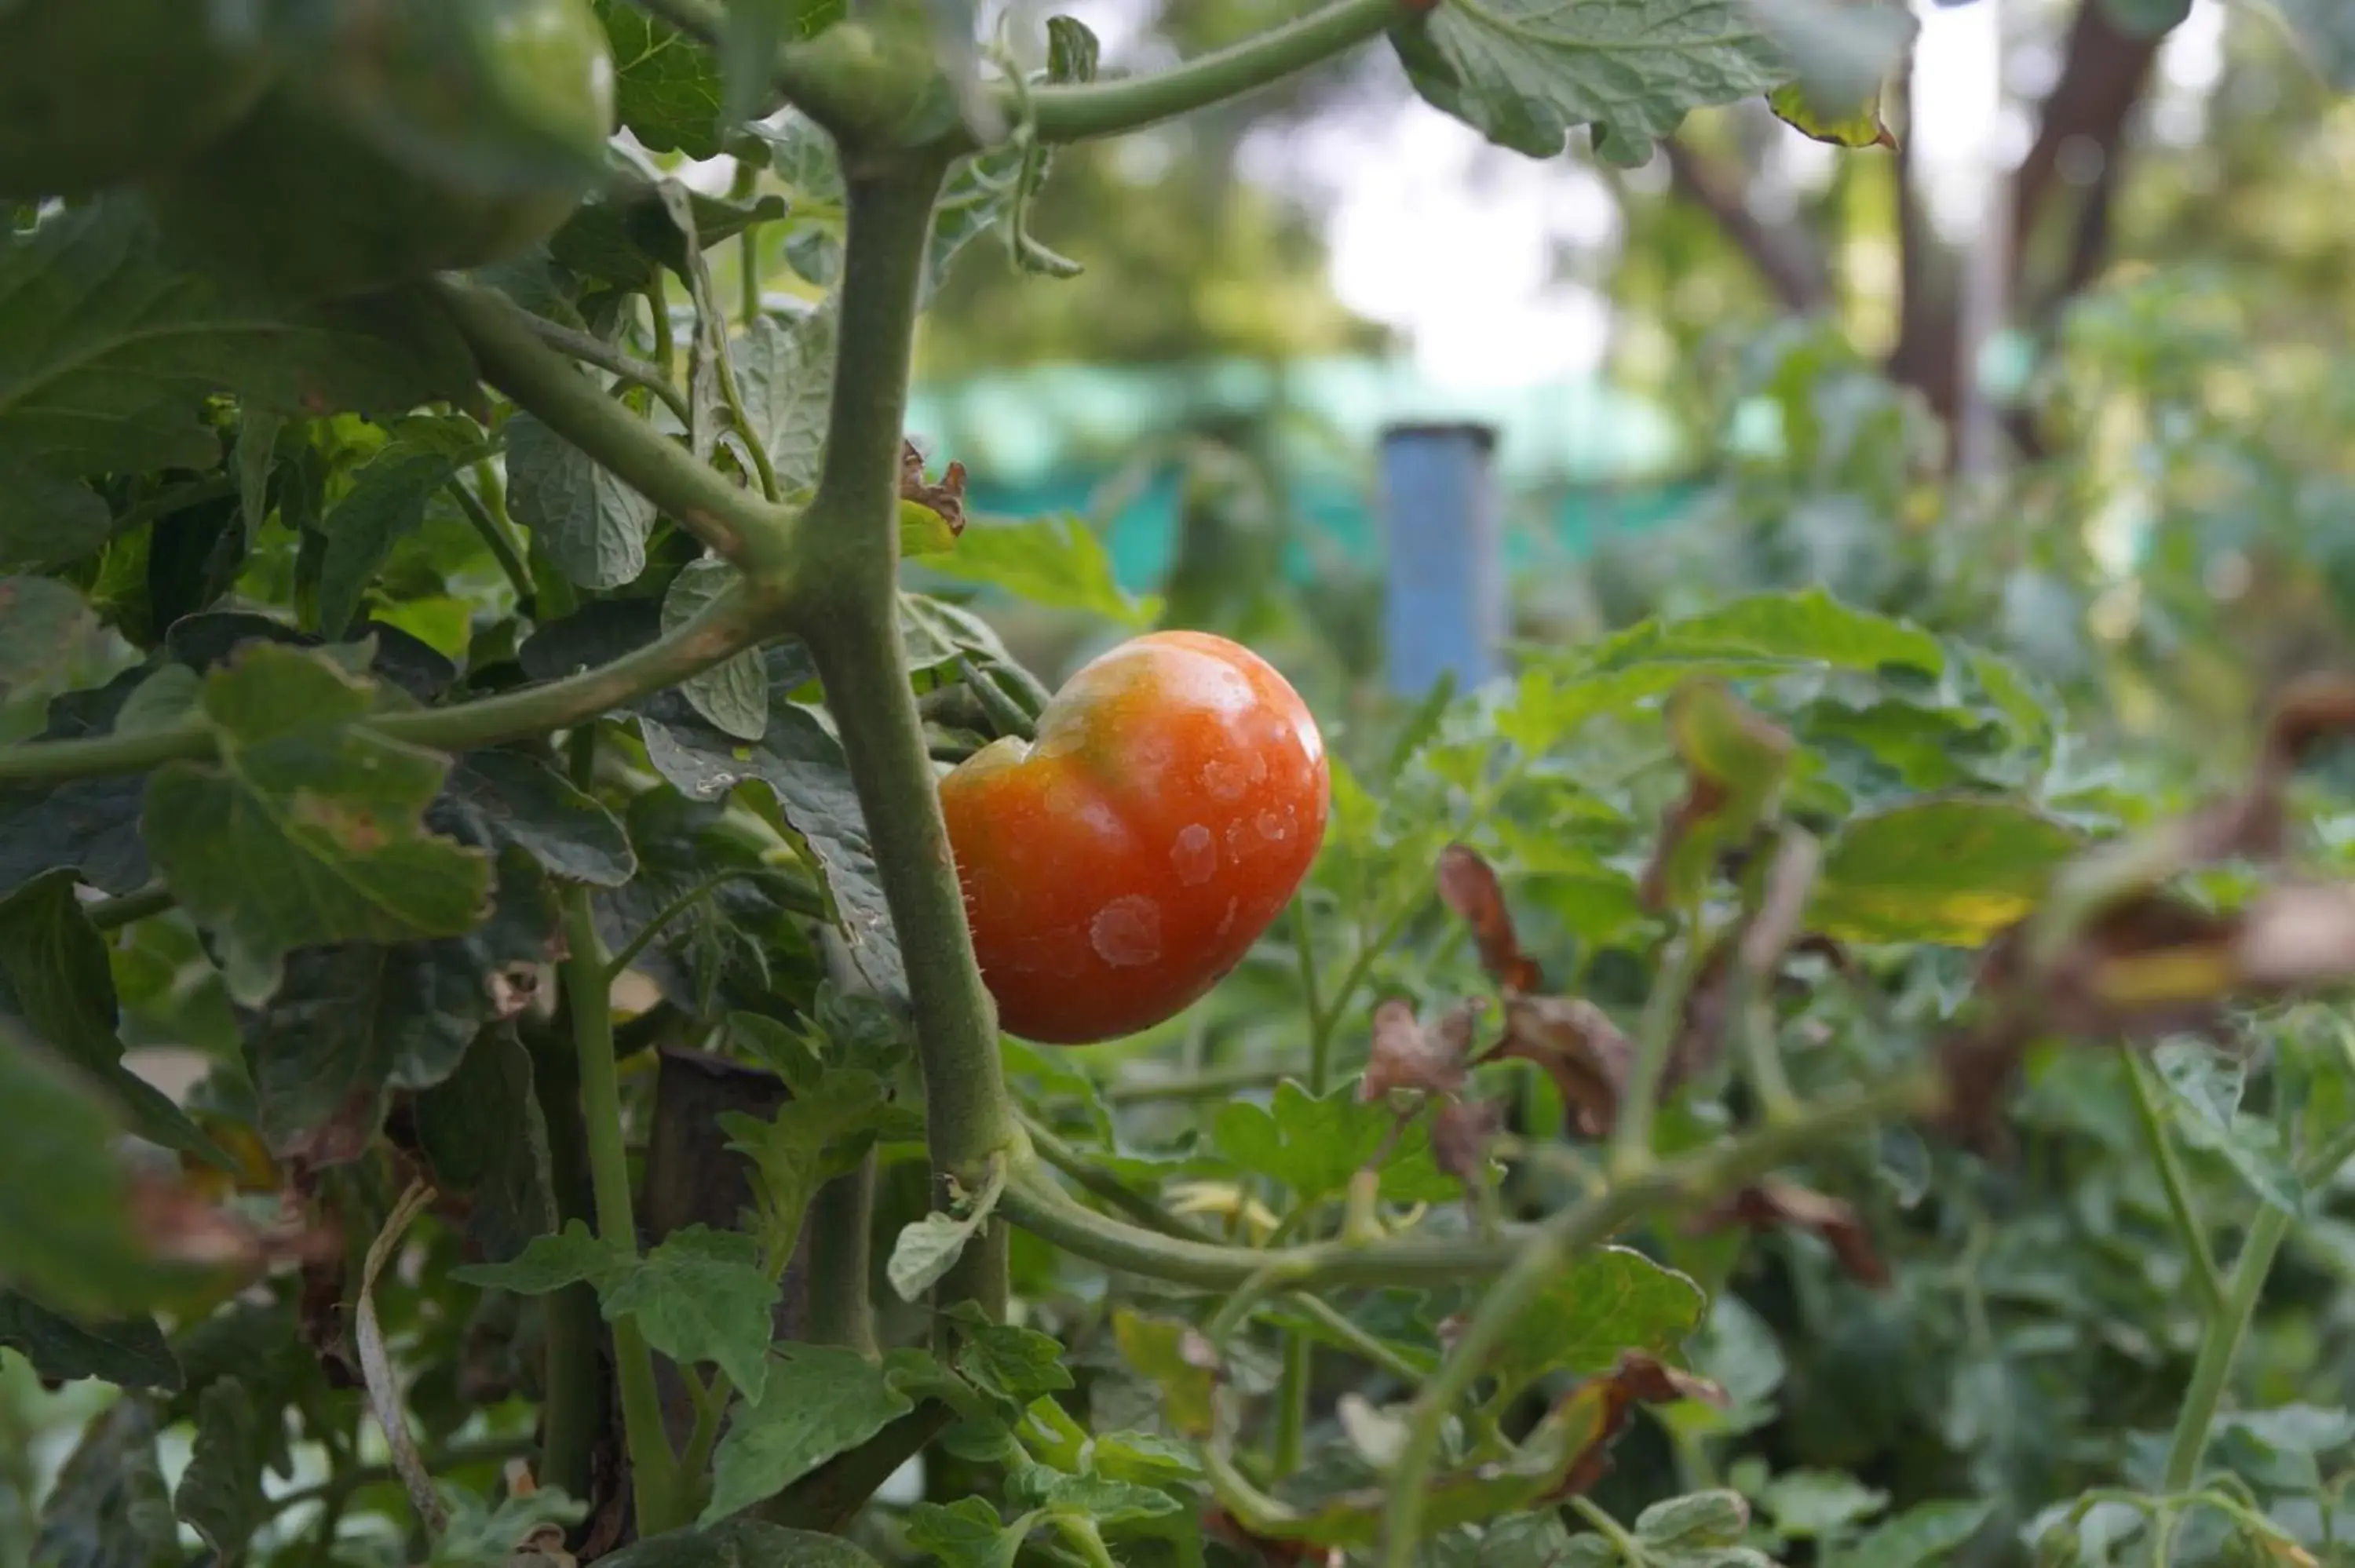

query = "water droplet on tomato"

[1090,895,1163,968]
[1171,824,1217,884]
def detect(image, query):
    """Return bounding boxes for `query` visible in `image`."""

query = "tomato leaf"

[593,0,725,159]
[605,1226,781,1406]
[1214,1080,1459,1207]
[0,1030,161,1319]
[915,512,1159,628]
[1483,1245,1707,1403]
[702,1346,938,1524]
[664,558,769,742]
[1389,0,1787,162]
[640,684,906,1005]
[316,416,491,640]
[411,1032,560,1267]
[436,749,637,888]
[904,1499,1038,1568]
[33,1399,180,1568]
[1809,798,2083,946]
[0,1293,179,1391]
[142,644,495,1002]
[887,1157,1010,1302]
[173,1378,266,1566]
[0,870,222,1163]
[506,407,659,591]
[732,306,835,502]
[0,576,97,699]
[453,1220,634,1296]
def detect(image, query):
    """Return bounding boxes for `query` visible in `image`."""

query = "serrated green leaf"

[316,417,490,640]
[239,853,552,1133]
[1484,1245,1706,1403]
[666,558,769,742]
[0,1292,179,1390]
[34,1399,181,1568]
[506,407,658,592]
[0,676,154,897]
[702,1345,930,1523]
[452,1220,634,1296]
[1391,0,1787,161]
[142,644,494,998]
[2153,1040,2302,1215]
[1820,1497,1992,1568]
[732,308,834,501]
[0,202,468,480]
[1213,1080,1461,1208]
[1769,82,1894,148]
[429,1486,589,1568]
[173,1379,265,1566]
[904,1498,1037,1568]
[604,1225,780,1404]
[1634,1490,1750,1549]
[947,1307,1073,1412]
[594,0,726,158]
[915,512,1158,628]
[1809,798,2083,946]
[412,1030,559,1265]
[721,1069,892,1271]
[1587,590,1948,679]
[888,1158,1009,1301]
[1758,1469,1887,1538]
[439,749,637,887]
[640,683,904,1004]
[550,180,789,291]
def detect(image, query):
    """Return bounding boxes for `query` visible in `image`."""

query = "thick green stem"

[0,585,769,786]
[561,885,683,1534]
[2152,1202,2292,1564]
[87,884,174,930]
[1609,917,1712,1179]
[524,1026,604,1506]
[433,275,801,580]
[1024,0,1409,144]
[785,162,1017,1320]
[1000,1072,1940,1293]
[805,1158,880,1355]
[2121,1046,2225,1320]
[518,311,693,424]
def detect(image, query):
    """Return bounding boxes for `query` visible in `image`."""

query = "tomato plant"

[941,629,1329,1044]
[3,4,2355,1568]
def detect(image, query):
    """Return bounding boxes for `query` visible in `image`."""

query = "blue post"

[1379,421,1504,698]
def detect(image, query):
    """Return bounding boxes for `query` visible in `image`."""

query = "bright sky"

[700,0,2233,388]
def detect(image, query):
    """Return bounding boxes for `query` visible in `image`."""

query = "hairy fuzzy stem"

[786,161,1018,1322]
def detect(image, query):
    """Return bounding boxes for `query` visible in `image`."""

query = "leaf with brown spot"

[1436,844,1540,992]
[1488,994,1631,1138]
[1684,1177,1889,1288]
[1541,1351,1729,1502]
[1640,681,1794,913]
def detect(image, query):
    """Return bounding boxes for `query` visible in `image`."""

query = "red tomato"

[940,630,1330,1045]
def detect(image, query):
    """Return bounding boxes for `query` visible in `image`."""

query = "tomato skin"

[0,1,275,200]
[940,630,1329,1045]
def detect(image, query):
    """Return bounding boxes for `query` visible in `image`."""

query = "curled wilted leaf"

[1431,1097,1506,1182]
[1436,844,1540,993]
[1640,681,1794,913]
[1488,994,1631,1138]
[1685,1177,1889,1289]
[1362,997,1475,1101]
[1541,1350,1729,1502]
[898,439,968,554]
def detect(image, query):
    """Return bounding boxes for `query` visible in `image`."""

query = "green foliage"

[6,7,2355,1568]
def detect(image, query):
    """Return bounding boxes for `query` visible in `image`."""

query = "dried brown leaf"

[1362,997,1475,1100]
[1436,844,1540,993]
[900,440,967,539]
[1489,995,1630,1138]
[1685,1177,1889,1288]
[1432,1098,1505,1182]
[1543,1350,1728,1501]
